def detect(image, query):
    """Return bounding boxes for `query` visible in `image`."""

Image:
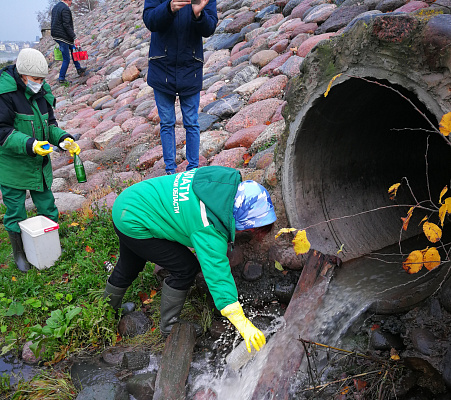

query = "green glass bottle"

[74,154,87,183]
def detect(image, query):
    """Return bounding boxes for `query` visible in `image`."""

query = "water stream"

[189,234,449,399]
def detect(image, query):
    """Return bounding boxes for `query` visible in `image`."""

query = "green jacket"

[112,166,242,310]
[0,65,70,191]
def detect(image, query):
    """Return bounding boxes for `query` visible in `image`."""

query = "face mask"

[27,80,43,94]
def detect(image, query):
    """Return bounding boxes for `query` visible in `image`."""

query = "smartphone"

[191,0,201,4]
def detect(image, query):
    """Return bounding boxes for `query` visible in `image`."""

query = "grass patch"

[11,369,76,400]
[257,136,277,153]
[0,203,165,361]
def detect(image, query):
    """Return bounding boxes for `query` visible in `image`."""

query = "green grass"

[0,204,163,360]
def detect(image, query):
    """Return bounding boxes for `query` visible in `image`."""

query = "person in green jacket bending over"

[103,166,277,353]
[0,48,80,272]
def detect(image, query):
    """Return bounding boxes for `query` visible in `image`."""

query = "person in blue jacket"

[143,0,218,174]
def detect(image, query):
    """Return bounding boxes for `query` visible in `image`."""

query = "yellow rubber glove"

[221,301,266,353]
[62,138,80,156]
[32,140,53,156]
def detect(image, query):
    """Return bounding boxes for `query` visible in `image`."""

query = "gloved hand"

[221,301,266,353]
[32,140,53,156]
[61,138,80,156]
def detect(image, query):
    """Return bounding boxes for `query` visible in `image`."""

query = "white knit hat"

[16,48,48,78]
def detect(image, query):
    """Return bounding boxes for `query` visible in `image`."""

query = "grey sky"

[0,0,50,42]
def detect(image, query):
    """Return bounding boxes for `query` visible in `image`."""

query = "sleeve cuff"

[26,138,36,157]
[167,0,175,15]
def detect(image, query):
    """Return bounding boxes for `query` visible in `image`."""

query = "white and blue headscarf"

[233,180,277,231]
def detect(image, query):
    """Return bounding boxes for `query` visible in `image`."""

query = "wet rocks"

[242,261,264,281]
[411,328,436,356]
[369,327,404,350]
[75,383,129,400]
[126,372,157,400]
[118,311,152,338]
[121,351,151,370]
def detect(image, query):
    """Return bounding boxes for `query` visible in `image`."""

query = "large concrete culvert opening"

[283,77,451,261]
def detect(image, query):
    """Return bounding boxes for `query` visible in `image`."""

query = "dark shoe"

[77,67,87,76]
[7,232,30,272]
[160,280,202,337]
[103,280,135,316]
[58,79,70,85]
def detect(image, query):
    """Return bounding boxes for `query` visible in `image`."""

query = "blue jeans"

[154,89,200,174]
[55,40,81,80]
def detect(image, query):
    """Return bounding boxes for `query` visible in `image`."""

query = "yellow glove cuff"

[220,301,243,318]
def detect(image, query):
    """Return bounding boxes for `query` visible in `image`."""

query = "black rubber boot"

[160,280,202,337]
[102,280,135,316]
[8,232,30,272]
[77,67,87,76]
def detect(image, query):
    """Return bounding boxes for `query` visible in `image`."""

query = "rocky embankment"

[0,0,447,215]
[3,0,451,398]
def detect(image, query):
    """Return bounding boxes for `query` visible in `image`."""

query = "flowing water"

[189,234,450,399]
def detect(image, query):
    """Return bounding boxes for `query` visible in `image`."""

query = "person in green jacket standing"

[0,48,80,272]
[103,166,277,353]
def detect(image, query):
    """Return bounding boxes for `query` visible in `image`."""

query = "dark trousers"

[108,224,201,290]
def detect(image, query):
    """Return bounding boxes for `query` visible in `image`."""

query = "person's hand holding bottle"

[60,138,80,156]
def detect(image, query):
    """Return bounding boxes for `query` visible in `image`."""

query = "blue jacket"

[143,0,218,96]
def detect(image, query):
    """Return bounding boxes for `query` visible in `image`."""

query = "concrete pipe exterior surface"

[280,13,451,261]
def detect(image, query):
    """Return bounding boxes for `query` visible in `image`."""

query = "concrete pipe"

[281,13,451,261]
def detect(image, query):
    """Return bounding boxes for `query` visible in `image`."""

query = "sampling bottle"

[62,141,87,183]
[73,153,87,183]
[226,317,285,372]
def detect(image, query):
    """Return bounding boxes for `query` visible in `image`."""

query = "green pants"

[0,185,58,233]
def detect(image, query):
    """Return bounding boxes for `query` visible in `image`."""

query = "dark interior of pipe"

[292,77,451,260]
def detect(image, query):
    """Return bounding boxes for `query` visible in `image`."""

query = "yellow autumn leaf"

[275,261,284,271]
[388,183,401,200]
[70,222,79,227]
[445,197,451,213]
[337,244,345,254]
[439,186,448,204]
[423,221,442,243]
[401,207,414,231]
[439,112,451,136]
[12,276,17,282]
[390,347,400,360]
[275,227,297,239]
[439,204,447,227]
[292,230,311,255]
[419,216,428,225]
[423,247,441,271]
[324,73,342,97]
[403,250,423,274]
[340,386,350,395]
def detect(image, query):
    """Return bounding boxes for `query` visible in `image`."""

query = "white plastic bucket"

[18,216,61,270]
